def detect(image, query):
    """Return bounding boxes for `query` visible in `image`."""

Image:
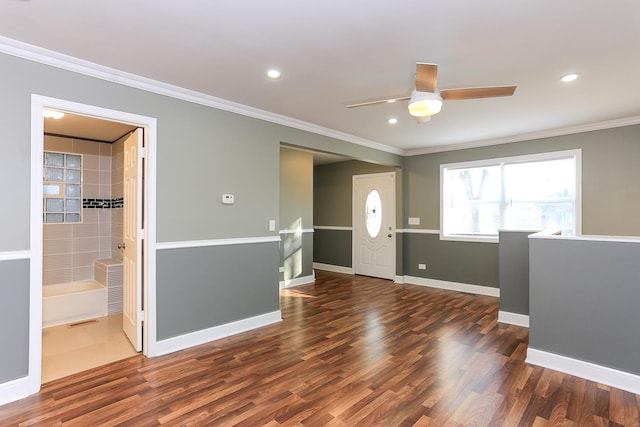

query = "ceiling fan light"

[408,90,443,117]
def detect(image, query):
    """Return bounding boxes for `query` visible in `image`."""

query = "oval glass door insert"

[365,189,382,238]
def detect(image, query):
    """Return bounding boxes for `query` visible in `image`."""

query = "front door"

[352,172,396,280]
[123,128,143,351]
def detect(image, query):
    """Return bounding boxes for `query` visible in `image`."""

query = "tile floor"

[41,313,139,383]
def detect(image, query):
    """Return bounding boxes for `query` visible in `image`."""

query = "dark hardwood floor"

[2,270,639,426]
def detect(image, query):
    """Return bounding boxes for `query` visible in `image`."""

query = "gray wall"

[498,230,536,314]
[529,237,640,375]
[156,243,279,340]
[0,50,402,385]
[0,260,30,382]
[403,233,498,286]
[402,124,640,286]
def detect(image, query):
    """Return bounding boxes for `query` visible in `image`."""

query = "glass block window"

[43,152,82,223]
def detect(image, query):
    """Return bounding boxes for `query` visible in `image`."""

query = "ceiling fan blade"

[346,96,410,109]
[415,63,438,92]
[440,86,516,100]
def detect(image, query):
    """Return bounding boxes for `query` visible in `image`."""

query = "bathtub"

[43,281,107,328]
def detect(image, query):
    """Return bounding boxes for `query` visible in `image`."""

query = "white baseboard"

[498,310,530,327]
[313,262,354,275]
[394,275,404,284]
[526,348,640,394]
[280,273,315,289]
[0,376,29,406]
[403,276,500,297]
[154,311,282,357]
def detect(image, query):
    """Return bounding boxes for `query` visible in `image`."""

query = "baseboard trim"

[526,348,640,394]
[498,311,530,327]
[280,273,315,289]
[0,376,29,406]
[403,276,500,297]
[313,263,354,275]
[394,275,404,284]
[154,311,282,357]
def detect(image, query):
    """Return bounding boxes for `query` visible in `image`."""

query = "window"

[43,151,82,223]
[440,150,580,242]
[365,189,382,238]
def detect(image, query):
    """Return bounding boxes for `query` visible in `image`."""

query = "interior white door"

[123,128,143,352]
[353,172,396,280]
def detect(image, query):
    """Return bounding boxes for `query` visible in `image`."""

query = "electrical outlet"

[418,263,427,270]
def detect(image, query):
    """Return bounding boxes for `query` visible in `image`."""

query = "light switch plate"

[222,194,235,204]
[408,217,420,225]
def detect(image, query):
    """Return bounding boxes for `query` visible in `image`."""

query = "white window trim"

[439,149,582,243]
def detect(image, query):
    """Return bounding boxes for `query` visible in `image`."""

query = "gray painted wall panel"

[313,229,352,267]
[156,243,280,340]
[498,231,536,315]
[529,238,640,375]
[0,260,30,382]
[281,232,314,280]
[403,233,499,287]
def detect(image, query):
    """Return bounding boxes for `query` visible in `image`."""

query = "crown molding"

[404,115,640,156]
[0,36,402,156]
[2,35,638,159]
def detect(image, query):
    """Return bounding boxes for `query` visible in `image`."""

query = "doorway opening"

[29,95,157,394]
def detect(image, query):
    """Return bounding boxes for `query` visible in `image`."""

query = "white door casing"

[352,172,396,280]
[123,128,143,352]
[28,95,156,401]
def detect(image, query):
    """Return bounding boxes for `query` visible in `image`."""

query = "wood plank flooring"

[2,270,639,426]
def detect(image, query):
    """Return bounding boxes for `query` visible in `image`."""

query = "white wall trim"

[280,273,315,289]
[0,36,401,157]
[154,311,282,357]
[313,226,353,231]
[0,250,30,261]
[404,276,500,297]
[0,376,29,406]
[526,348,640,395]
[498,311,530,328]
[29,95,159,392]
[156,236,280,250]
[279,229,314,234]
[396,229,440,234]
[394,275,405,284]
[313,262,354,275]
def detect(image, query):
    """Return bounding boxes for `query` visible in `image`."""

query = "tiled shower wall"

[43,135,125,286]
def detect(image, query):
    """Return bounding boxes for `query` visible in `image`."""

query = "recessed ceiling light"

[267,69,281,79]
[387,118,398,124]
[43,109,64,119]
[561,73,579,83]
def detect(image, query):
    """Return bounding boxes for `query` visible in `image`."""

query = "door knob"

[118,242,126,249]
[387,233,393,238]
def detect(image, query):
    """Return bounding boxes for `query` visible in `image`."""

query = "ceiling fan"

[346,63,516,122]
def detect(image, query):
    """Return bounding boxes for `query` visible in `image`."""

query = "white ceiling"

[2,1,640,154]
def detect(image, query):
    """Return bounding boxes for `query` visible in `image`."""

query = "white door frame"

[29,95,158,396]
[352,172,396,280]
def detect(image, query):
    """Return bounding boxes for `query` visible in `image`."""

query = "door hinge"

[139,147,146,159]
[138,229,145,239]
